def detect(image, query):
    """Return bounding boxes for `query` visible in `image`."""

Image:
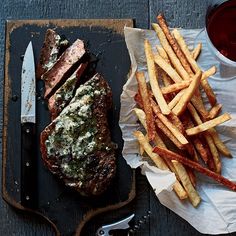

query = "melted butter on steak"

[42,74,117,195]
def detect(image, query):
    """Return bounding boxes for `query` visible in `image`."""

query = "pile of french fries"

[133,14,234,207]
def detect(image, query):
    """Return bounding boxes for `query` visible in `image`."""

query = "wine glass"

[195,0,236,79]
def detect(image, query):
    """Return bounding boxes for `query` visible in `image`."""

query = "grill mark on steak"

[40,74,116,196]
[43,39,86,99]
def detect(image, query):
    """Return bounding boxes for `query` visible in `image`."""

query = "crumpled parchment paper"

[119,26,236,234]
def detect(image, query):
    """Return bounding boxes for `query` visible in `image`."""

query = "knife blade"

[21,41,37,208]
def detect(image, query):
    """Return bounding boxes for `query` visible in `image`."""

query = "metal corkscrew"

[96,211,151,236]
[128,211,151,235]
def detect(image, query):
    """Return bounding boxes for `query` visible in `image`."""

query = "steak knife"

[21,41,37,208]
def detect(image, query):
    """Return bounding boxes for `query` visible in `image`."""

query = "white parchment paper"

[119,27,236,234]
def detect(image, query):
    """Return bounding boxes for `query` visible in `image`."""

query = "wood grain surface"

[1,0,234,236]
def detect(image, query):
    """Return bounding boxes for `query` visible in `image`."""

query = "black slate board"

[2,19,135,236]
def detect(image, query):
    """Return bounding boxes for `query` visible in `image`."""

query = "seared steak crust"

[40,74,116,196]
[36,29,69,80]
[48,62,88,120]
[43,39,86,99]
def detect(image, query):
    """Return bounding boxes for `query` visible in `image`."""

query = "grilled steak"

[40,74,117,196]
[42,39,86,99]
[48,62,88,120]
[36,29,69,80]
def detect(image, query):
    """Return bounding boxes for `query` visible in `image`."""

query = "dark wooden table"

[1,0,234,235]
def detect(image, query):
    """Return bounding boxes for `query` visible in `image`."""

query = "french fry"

[172,160,201,207]
[186,142,199,162]
[134,92,143,109]
[172,71,202,116]
[204,134,221,173]
[139,142,145,155]
[134,107,165,149]
[133,108,147,128]
[207,104,222,120]
[161,80,191,94]
[168,89,185,109]
[168,112,186,134]
[153,133,167,151]
[207,150,217,172]
[151,128,185,182]
[159,68,173,88]
[134,131,187,200]
[154,138,185,184]
[186,166,197,187]
[134,107,174,150]
[173,29,216,80]
[151,98,189,145]
[201,66,217,106]
[192,43,202,60]
[190,89,209,119]
[132,14,233,207]
[155,118,185,150]
[201,83,217,108]
[172,28,217,106]
[156,58,209,118]
[202,66,217,80]
[186,113,231,136]
[186,103,220,172]
[133,131,188,199]
[136,71,156,141]
[134,99,191,159]
[187,102,229,169]
[133,108,166,149]
[208,128,232,157]
[192,136,209,164]
[181,110,217,171]
[187,103,202,124]
[156,46,173,87]
[134,131,168,170]
[201,81,217,106]
[161,76,209,95]
[155,41,208,118]
[170,109,196,161]
[152,23,189,80]
[154,54,183,83]
[156,45,170,63]
[157,14,194,77]
[153,147,236,191]
[172,28,199,73]
[182,110,212,170]
[144,40,170,115]
[133,108,188,194]
[155,67,174,104]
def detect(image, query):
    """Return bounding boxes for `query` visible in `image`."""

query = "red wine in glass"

[206,0,236,66]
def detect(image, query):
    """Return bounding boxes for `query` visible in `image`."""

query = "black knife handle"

[21,122,37,208]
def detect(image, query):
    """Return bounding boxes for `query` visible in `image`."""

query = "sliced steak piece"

[43,39,86,99]
[48,62,88,120]
[40,74,117,196]
[36,29,69,80]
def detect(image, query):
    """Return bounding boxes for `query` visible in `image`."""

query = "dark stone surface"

[1,1,235,236]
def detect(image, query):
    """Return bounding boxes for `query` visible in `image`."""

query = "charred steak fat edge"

[40,74,117,196]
